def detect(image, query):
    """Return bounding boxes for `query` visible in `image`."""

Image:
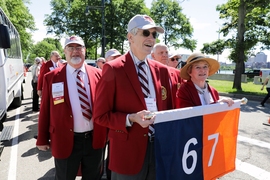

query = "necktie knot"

[138,61,146,67]
[76,69,81,75]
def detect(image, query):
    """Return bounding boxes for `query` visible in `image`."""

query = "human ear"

[127,33,134,43]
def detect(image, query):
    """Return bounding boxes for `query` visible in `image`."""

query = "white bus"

[0,8,24,130]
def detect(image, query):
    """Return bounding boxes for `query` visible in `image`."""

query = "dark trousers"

[31,80,39,111]
[261,87,270,104]
[54,132,103,180]
[111,140,156,180]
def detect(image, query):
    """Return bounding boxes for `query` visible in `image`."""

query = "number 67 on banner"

[183,133,219,175]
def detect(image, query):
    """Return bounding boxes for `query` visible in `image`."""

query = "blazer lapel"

[85,66,101,109]
[147,59,162,109]
[123,53,146,107]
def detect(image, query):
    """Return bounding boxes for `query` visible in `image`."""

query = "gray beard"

[70,57,82,64]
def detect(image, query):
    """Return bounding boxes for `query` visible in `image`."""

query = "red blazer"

[36,64,106,159]
[93,52,173,175]
[176,80,219,108]
[167,67,185,108]
[37,60,60,91]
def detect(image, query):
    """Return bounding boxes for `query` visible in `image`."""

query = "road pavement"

[0,72,270,180]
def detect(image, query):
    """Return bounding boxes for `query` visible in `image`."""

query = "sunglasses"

[170,58,179,62]
[98,61,105,64]
[142,30,158,39]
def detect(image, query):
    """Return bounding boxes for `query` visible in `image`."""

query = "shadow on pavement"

[37,168,55,180]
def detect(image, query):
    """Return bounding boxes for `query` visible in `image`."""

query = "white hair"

[130,27,139,35]
[152,43,168,53]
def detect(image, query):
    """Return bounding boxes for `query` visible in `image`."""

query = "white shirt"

[53,61,58,68]
[266,75,270,88]
[66,64,93,132]
[126,51,157,126]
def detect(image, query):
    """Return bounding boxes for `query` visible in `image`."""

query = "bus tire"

[0,113,6,122]
[11,95,21,107]
[0,121,3,131]
[21,84,24,100]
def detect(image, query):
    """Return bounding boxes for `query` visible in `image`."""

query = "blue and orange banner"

[154,101,241,180]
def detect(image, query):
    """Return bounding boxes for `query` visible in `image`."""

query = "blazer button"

[70,115,72,118]
[144,134,147,137]
[70,129,73,132]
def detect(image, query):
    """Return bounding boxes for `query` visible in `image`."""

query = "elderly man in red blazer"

[93,15,173,180]
[151,43,185,108]
[36,35,106,180]
[37,50,61,97]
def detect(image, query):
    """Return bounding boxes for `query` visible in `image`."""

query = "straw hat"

[180,52,220,80]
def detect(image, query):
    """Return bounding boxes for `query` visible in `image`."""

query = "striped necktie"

[137,61,154,136]
[76,70,92,121]
[138,61,150,97]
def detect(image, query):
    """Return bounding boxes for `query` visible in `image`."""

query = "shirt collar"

[129,50,149,67]
[67,63,86,75]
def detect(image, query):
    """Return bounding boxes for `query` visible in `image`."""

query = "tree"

[201,39,227,56]
[106,0,150,54]
[1,0,36,61]
[150,0,196,51]
[44,0,150,59]
[28,38,63,63]
[201,0,270,90]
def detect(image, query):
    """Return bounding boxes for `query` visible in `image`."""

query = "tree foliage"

[1,0,36,61]
[201,0,270,90]
[150,0,196,51]
[106,0,149,54]
[43,0,197,59]
[201,39,227,56]
[28,38,63,63]
[44,0,149,59]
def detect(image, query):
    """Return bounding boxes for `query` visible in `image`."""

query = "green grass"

[207,79,266,96]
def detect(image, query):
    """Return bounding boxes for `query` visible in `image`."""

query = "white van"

[0,8,24,130]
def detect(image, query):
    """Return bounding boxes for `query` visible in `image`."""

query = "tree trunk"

[233,0,246,90]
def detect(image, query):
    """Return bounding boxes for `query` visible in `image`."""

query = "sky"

[26,0,270,63]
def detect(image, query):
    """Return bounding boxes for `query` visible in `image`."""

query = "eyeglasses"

[66,46,84,52]
[170,58,179,62]
[142,30,158,39]
[98,61,105,64]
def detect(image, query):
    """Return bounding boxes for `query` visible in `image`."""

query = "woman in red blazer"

[176,52,234,108]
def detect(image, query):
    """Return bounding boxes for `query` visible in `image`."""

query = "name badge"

[52,82,64,105]
[49,67,54,71]
[145,98,157,112]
